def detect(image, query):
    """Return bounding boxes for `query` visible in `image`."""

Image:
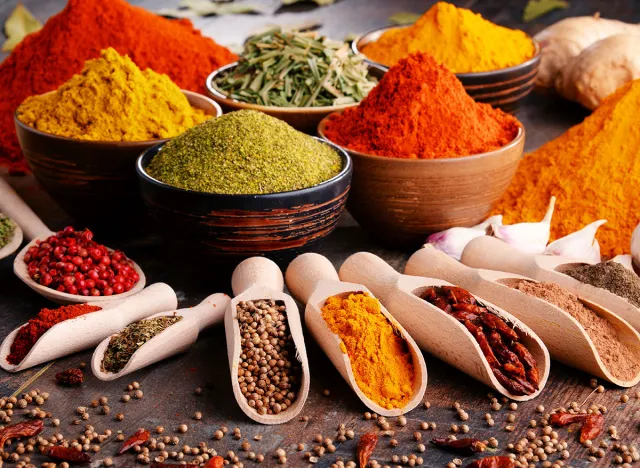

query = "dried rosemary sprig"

[213,28,378,107]
[101,315,182,373]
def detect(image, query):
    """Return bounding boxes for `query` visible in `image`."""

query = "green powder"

[146,110,343,195]
[0,214,16,248]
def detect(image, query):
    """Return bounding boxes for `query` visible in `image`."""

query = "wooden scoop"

[406,246,640,387]
[340,252,549,401]
[0,178,146,305]
[225,257,310,425]
[461,236,640,332]
[0,283,177,373]
[285,252,427,415]
[92,293,230,381]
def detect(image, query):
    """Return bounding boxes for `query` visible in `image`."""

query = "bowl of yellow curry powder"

[14,48,221,230]
[353,2,541,112]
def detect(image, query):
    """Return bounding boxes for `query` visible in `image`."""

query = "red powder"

[0,0,237,173]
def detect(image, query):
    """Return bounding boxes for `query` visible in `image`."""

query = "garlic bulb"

[426,215,503,260]
[544,219,606,263]
[491,197,556,255]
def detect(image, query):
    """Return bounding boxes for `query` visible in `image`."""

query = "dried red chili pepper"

[150,464,198,468]
[579,414,604,443]
[479,313,519,341]
[357,432,378,468]
[488,331,525,376]
[47,446,91,464]
[492,368,535,396]
[467,456,515,468]
[204,456,224,468]
[550,412,589,427]
[441,286,476,304]
[0,420,44,449]
[464,320,500,368]
[431,437,486,455]
[55,368,84,386]
[117,428,150,455]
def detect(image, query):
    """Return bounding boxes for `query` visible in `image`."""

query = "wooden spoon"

[406,246,640,387]
[0,283,177,373]
[92,293,230,381]
[0,178,146,305]
[285,252,428,415]
[225,257,310,425]
[340,252,549,401]
[461,236,640,331]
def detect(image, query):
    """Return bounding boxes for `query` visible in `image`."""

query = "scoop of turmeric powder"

[16,48,209,142]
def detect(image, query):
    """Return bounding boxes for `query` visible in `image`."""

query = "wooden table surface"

[1,1,639,467]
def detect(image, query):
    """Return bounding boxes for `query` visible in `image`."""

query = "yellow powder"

[321,293,415,410]
[362,2,536,73]
[17,48,209,141]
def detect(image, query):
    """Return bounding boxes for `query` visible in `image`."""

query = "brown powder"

[510,280,640,381]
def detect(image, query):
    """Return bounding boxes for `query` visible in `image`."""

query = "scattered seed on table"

[134,390,143,399]
[194,412,202,420]
[178,424,188,433]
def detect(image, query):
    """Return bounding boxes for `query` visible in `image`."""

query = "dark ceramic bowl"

[15,90,222,231]
[136,137,352,260]
[353,25,541,113]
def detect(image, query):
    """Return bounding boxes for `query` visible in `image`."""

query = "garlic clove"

[425,214,504,260]
[490,197,556,255]
[632,223,640,271]
[544,219,606,263]
[472,215,503,231]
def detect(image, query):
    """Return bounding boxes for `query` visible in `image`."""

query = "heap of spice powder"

[361,2,535,73]
[564,262,640,308]
[323,52,521,159]
[321,292,415,409]
[494,79,640,256]
[17,48,209,142]
[0,214,16,249]
[102,315,182,373]
[235,299,302,415]
[0,0,236,173]
[7,304,102,365]
[510,280,640,381]
[213,28,377,107]
[146,110,342,195]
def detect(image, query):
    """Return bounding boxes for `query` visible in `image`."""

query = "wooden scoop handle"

[405,245,477,284]
[285,253,339,304]
[0,178,51,240]
[110,283,178,326]
[338,252,400,303]
[461,236,536,277]
[231,257,284,296]
[180,293,230,331]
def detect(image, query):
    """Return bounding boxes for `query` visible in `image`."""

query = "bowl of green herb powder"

[136,110,351,259]
[0,214,21,260]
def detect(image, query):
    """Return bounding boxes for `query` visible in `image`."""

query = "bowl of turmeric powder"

[353,2,541,112]
[13,48,222,230]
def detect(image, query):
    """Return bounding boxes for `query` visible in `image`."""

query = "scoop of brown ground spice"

[510,280,640,381]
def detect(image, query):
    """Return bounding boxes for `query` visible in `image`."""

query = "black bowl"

[136,137,352,260]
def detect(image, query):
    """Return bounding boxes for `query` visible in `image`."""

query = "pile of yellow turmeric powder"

[495,79,640,257]
[362,2,535,73]
[321,292,415,410]
[17,48,209,142]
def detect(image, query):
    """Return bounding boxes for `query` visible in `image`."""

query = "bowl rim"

[351,24,541,77]
[205,62,386,114]
[14,90,222,146]
[136,135,353,199]
[317,113,525,164]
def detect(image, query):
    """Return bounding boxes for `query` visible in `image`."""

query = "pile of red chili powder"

[0,0,237,173]
[323,52,521,159]
[7,304,102,365]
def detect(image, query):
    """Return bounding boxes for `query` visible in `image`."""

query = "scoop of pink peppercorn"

[23,226,140,296]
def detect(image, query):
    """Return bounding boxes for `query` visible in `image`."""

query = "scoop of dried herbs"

[213,28,377,107]
[102,315,182,373]
[0,214,16,248]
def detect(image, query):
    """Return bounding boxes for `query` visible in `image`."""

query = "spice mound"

[17,48,209,142]
[510,280,640,381]
[494,79,640,256]
[102,315,182,373]
[146,110,343,195]
[235,299,302,416]
[323,52,521,159]
[362,2,535,73]
[23,226,140,296]
[321,292,416,409]
[564,262,640,308]
[419,286,539,396]
[214,28,377,107]
[0,214,16,248]
[7,304,102,365]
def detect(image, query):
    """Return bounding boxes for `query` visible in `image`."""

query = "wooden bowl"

[135,137,352,260]
[205,63,385,133]
[353,26,541,113]
[318,116,524,248]
[14,91,222,230]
